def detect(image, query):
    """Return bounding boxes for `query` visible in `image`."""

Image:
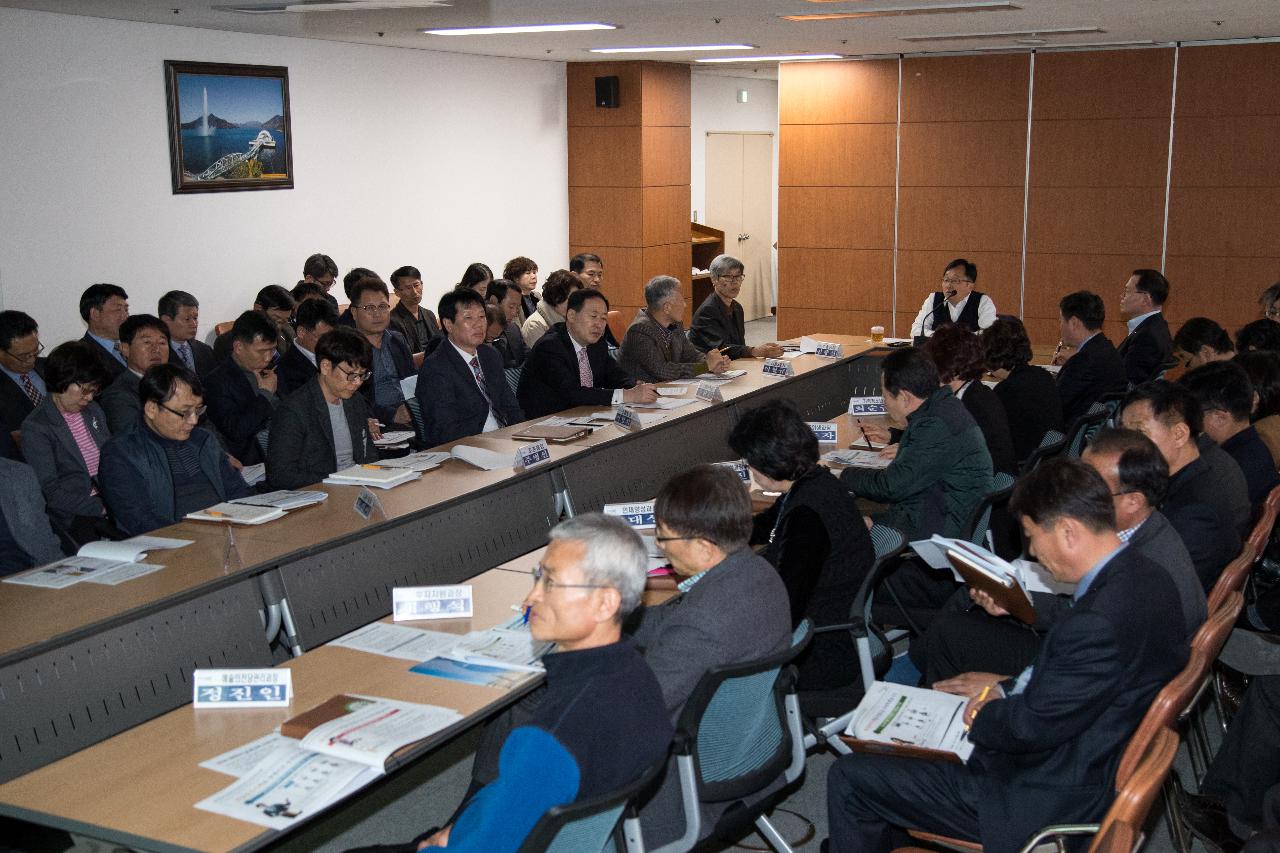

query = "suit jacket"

[1198,435,1253,537]
[358,329,415,425]
[517,323,636,419]
[169,338,216,378]
[969,546,1188,853]
[689,292,750,359]
[266,377,377,489]
[415,340,523,448]
[20,397,110,523]
[1221,425,1280,517]
[0,457,67,568]
[203,357,277,464]
[1163,453,1245,592]
[0,358,46,434]
[275,344,318,399]
[993,364,1064,462]
[389,302,441,354]
[959,380,1017,475]
[99,369,143,435]
[81,332,125,381]
[1117,312,1173,386]
[618,309,710,382]
[1055,332,1128,423]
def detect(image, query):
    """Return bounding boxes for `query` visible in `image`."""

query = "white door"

[706,132,774,321]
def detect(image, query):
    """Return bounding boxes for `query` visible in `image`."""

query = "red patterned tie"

[577,347,593,388]
[470,356,504,426]
[20,373,42,407]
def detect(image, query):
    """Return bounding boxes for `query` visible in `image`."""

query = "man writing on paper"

[354,514,671,853]
[826,458,1188,853]
[620,275,731,382]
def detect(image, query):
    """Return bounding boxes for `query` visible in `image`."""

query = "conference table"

[0,333,892,801]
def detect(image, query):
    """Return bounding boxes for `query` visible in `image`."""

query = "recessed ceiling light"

[696,54,844,63]
[422,22,616,36]
[783,2,1019,22]
[285,0,449,10]
[900,26,1103,41]
[1042,39,1157,49]
[589,44,756,54]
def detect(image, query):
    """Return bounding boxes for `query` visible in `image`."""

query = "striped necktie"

[20,373,42,407]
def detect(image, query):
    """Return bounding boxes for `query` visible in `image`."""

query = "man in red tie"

[0,310,48,439]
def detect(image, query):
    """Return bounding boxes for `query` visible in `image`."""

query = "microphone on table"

[913,286,954,347]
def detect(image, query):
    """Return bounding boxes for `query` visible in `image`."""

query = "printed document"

[846,681,974,761]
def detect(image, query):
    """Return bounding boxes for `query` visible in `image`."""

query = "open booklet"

[823,448,892,469]
[843,681,975,763]
[195,695,462,829]
[2,536,192,589]
[910,536,1037,624]
[324,464,422,489]
[229,490,327,510]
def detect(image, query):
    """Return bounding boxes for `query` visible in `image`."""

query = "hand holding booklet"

[843,682,975,763]
[910,535,1036,624]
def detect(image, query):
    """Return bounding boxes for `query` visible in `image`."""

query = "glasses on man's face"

[3,342,44,363]
[1266,305,1280,320]
[530,563,610,593]
[160,402,206,421]
[717,274,745,284]
[941,277,973,286]
[335,365,371,383]
[654,534,702,544]
[356,303,391,315]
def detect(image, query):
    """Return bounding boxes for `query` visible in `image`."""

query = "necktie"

[577,347,593,388]
[20,373,42,407]
[177,341,195,371]
[470,356,505,427]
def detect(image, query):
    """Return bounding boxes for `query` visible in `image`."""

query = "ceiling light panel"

[423,23,616,36]
[697,54,844,63]
[783,2,1018,22]
[589,44,756,54]
[900,26,1103,41]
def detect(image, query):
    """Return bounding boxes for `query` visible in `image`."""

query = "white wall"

[0,8,568,346]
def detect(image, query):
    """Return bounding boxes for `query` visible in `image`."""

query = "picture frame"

[164,60,294,194]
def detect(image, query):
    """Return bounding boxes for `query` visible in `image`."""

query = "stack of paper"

[376,451,451,472]
[845,682,974,761]
[629,397,697,411]
[230,490,327,510]
[239,463,266,486]
[373,430,415,447]
[823,449,892,469]
[324,464,421,489]
[696,369,746,381]
[186,502,287,525]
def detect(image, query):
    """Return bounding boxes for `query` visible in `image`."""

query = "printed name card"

[193,668,292,709]
[514,439,552,470]
[393,584,474,621]
[848,396,887,416]
[715,459,752,484]
[807,422,839,444]
[815,341,844,359]
[603,501,656,528]
[615,406,642,432]
[762,358,795,378]
[353,486,384,520]
[695,382,724,403]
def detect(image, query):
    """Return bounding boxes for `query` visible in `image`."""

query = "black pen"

[857,418,874,449]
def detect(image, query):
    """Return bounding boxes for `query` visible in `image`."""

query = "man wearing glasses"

[267,327,379,490]
[690,254,784,359]
[349,276,415,429]
[100,363,249,536]
[204,310,282,465]
[909,258,997,338]
[0,310,47,437]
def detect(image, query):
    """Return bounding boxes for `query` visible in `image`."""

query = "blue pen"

[521,606,531,626]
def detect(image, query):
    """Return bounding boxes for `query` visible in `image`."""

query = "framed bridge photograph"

[164,60,294,194]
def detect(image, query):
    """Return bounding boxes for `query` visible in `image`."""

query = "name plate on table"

[514,439,552,470]
[848,396,887,416]
[194,669,292,709]
[807,422,839,444]
[604,501,656,528]
[615,407,642,432]
[695,382,724,403]
[353,486,384,520]
[762,358,795,378]
[393,585,474,621]
[715,459,752,485]
[815,341,844,358]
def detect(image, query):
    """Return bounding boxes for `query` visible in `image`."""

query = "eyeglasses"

[160,402,206,420]
[1266,306,1280,320]
[654,534,703,544]
[355,303,391,314]
[717,274,745,283]
[2,342,44,362]
[335,364,372,383]
[941,277,973,286]
[530,563,610,592]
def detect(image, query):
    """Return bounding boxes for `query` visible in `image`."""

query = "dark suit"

[389,302,440,353]
[0,359,46,434]
[358,329,415,425]
[20,397,110,525]
[516,323,636,419]
[203,357,277,465]
[1055,332,1128,423]
[829,546,1188,853]
[689,292,751,359]
[168,338,216,378]
[415,341,523,447]
[960,380,1017,475]
[99,369,144,435]
[266,378,376,490]
[1164,453,1245,592]
[275,344,318,399]
[81,332,125,381]
[1117,312,1173,386]
[993,364,1064,462]
[1222,425,1280,516]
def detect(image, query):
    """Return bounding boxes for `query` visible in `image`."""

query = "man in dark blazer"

[1117,268,1174,386]
[0,456,67,572]
[0,310,47,437]
[827,458,1189,853]
[1054,290,1129,422]
[389,265,441,353]
[517,289,656,419]
[415,289,522,447]
[158,291,216,378]
[267,328,377,490]
[203,311,280,465]
[688,254,783,360]
[276,297,337,398]
[349,277,415,427]
[99,314,170,434]
[78,282,130,381]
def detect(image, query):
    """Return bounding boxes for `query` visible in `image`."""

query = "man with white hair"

[620,275,731,381]
[689,255,784,359]
[372,514,671,853]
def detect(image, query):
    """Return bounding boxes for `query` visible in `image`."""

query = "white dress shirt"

[569,335,624,406]
[450,340,500,433]
[909,292,998,337]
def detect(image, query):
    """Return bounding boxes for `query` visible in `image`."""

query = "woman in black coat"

[981,316,1064,463]
[926,324,1018,475]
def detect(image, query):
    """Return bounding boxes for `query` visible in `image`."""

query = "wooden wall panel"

[778,124,896,186]
[899,121,1026,187]
[898,187,1025,252]
[566,63,642,127]
[778,249,893,311]
[778,308,889,341]
[640,62,692,127]
[1030,118,1169,187]
[640,125,692,187]
[902,54,1029,122]
[1173,116,1280,188]
[779,59,899,125]
[778,187,897,250]
[568,126,641,188]
[1032,49,1173,120]
[1174,44,1280,117]
[569,186,642,247]
[1027,187,1166,255]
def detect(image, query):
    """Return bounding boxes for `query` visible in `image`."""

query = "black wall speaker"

[595,75,620,109]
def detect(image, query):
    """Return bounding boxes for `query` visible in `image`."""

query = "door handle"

[738,233,749,241]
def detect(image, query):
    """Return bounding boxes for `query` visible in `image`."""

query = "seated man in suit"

[203,310,280,465]
[0,310,47,438]
[1183,360,1280,515]
[78,282,129,381]
[1118,268,1174,385]
[159,291,216,377]
[689,254,783,359]
[827,458,1189,853]
[1054,289,1128,422]
[302,252,340,310]
[348,276,415,428]
[517,288,656,419]
[100,363,250,536]
[100,314,170,434]
[908,258,998,337]
[520,270,580,349]
[1120,380,1248,591]
[415,288,523,447]
[918,427,1205,685]
[388,265,440,353]
[267,328,377,490]
[213,285,296,361]
[0,456,66,573]
[372,513,672,853]
[620,275,730,382]
[485,280,529,367]
[570,252,618,347]
[276,297,338,398]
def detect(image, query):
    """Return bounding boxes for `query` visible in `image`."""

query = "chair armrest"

[1015,823,1100,853]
